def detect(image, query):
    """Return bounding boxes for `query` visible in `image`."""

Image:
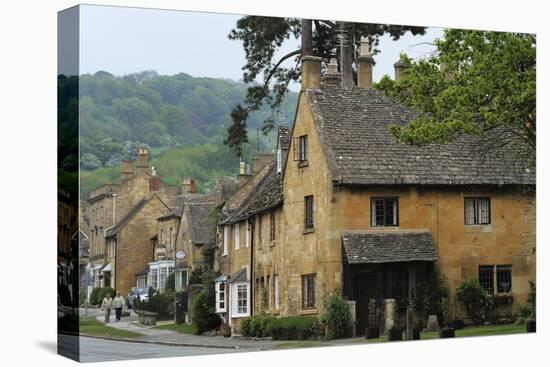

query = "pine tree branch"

[264,49,302,86]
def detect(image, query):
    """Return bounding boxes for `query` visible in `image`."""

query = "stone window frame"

[304,195,314,231]
[293,135,309,165]
[301,273,317,309]
[371,197,399,227]
[269,211,276,241]
[464,197,491,225]
[479,265,513,295]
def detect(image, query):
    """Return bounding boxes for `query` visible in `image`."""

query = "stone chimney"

[394,59,410,83]
[121,160,133,181]
[356,37,374,88]
[136,147,149,174]
[322,58,342,87]
[238,161,252,187]
[252,153,274,174]
[181,177,197,194]
[301,55,322,90]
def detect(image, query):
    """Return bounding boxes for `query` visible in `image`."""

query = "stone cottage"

[215,39,535,335]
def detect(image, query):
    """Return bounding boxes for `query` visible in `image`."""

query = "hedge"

[266,316,319,340]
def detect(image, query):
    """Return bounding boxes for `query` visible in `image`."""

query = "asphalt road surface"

[58,335,239,362]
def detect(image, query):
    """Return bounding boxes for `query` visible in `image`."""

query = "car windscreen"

[136,287,150,295]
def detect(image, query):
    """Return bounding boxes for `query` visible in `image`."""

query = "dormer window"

[276,147,282,173]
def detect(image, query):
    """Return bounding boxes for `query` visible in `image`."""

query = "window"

[222,226,228,256]
[497,265,512,293]
[277,147,282,173]
[274,274,280,310]
[169,227,173,249]
[293,135,308,162]
[150,268,158,290]
[232,282,250,317]
[159,267,168,291]
[270,212,276,241]
[160,229,164,245]
[302,274,316,309]
[258,215,263,245]
[234,223,240,249]
[215,281,227,312]
[465,197,491,225]
[304,195,314,230]
[478,265,495,294]
[371,197,399,227]
[175,269,188,291]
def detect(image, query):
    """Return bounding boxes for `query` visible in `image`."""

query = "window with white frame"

[231,282,250,317]
[465,197,491,225]
[234,223,240,249]
[223,226,229,256]
[159,267,168,291]
[150,269,158,289]
[215,281,227,313]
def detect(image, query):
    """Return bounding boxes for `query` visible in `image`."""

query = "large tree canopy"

[375,29,536,166]
[224,17,426,156]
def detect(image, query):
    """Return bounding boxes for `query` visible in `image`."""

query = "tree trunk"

[340,22,354,87]
[301,19,313,57]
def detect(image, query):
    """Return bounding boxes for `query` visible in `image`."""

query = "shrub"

[98,287,115,304]
[134,291,175,320]
[89,287,102,305]
[241,317,252,337]
[368,299,378,328]
[245,313,276,337]
[323,293,353,340]
[266,316,319,340]
[456,279,493,325]
[192,291,221,334]
[527,280,536,319]
[416,270,450,322]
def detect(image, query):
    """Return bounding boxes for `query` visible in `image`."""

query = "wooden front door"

[354,272,377,335]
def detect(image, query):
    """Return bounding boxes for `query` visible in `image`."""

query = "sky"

[79,4,444,90]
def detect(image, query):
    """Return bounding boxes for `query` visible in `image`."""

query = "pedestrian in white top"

[101,293,113,323]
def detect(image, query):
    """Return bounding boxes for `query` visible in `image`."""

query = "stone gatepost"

[383,298,396,335]
[347,300,357,337]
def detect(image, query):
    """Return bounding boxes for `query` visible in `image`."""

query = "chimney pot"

[327,58,339,74]
[394,57,410,82]
[136,147,150,174]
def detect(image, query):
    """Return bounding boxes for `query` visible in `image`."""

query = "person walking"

[113,291,125,322]
[101,293,113,323]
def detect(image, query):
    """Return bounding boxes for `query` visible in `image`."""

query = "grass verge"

[272,340,330,350]
[79,317,143,338]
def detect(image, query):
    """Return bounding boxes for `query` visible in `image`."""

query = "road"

[58,335,239,362]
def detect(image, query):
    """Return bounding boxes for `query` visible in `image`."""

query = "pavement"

[60,334,240,363]
[86,308,280,350]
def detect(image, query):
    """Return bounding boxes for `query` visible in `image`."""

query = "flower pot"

[439,327,455,338]
[365,327,380,339]
[388,328,403,341]
[526,319,536,333]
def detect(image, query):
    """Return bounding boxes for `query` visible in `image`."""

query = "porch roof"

[342,230,437,264]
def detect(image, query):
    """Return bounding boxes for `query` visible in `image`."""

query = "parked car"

[127,286,153,308]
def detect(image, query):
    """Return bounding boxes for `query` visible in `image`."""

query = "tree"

[224,17,426,155]
[375,30,536,167]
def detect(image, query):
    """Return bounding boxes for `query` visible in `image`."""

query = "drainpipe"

[248,217,255,317]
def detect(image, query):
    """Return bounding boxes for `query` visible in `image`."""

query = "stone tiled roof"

[228,268,248,284]
[221,163,283,224]
[306,85,535,186]
[188,204,216,245]
[157,207,183,221]
[105,198,150,238]
[278,126,291,150]
[342,230,437,264]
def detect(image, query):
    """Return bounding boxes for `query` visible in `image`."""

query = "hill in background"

[73,71,298,196]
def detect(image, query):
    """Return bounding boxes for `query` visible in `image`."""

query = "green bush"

[242,313,276,337]
[241,317,252,337]
[135,291,175,320]
[266,316,319,340]
[527,280,536,319]
[89,287,102,305]
[192,291,221,334]
[416,270,450,322]
[98,287,115,304]
[323,293,353,340]
[456,278,493,325]
[368,299,378,328]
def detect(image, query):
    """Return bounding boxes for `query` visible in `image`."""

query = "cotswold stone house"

[215,40,535,335]
[85,147,178,295]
